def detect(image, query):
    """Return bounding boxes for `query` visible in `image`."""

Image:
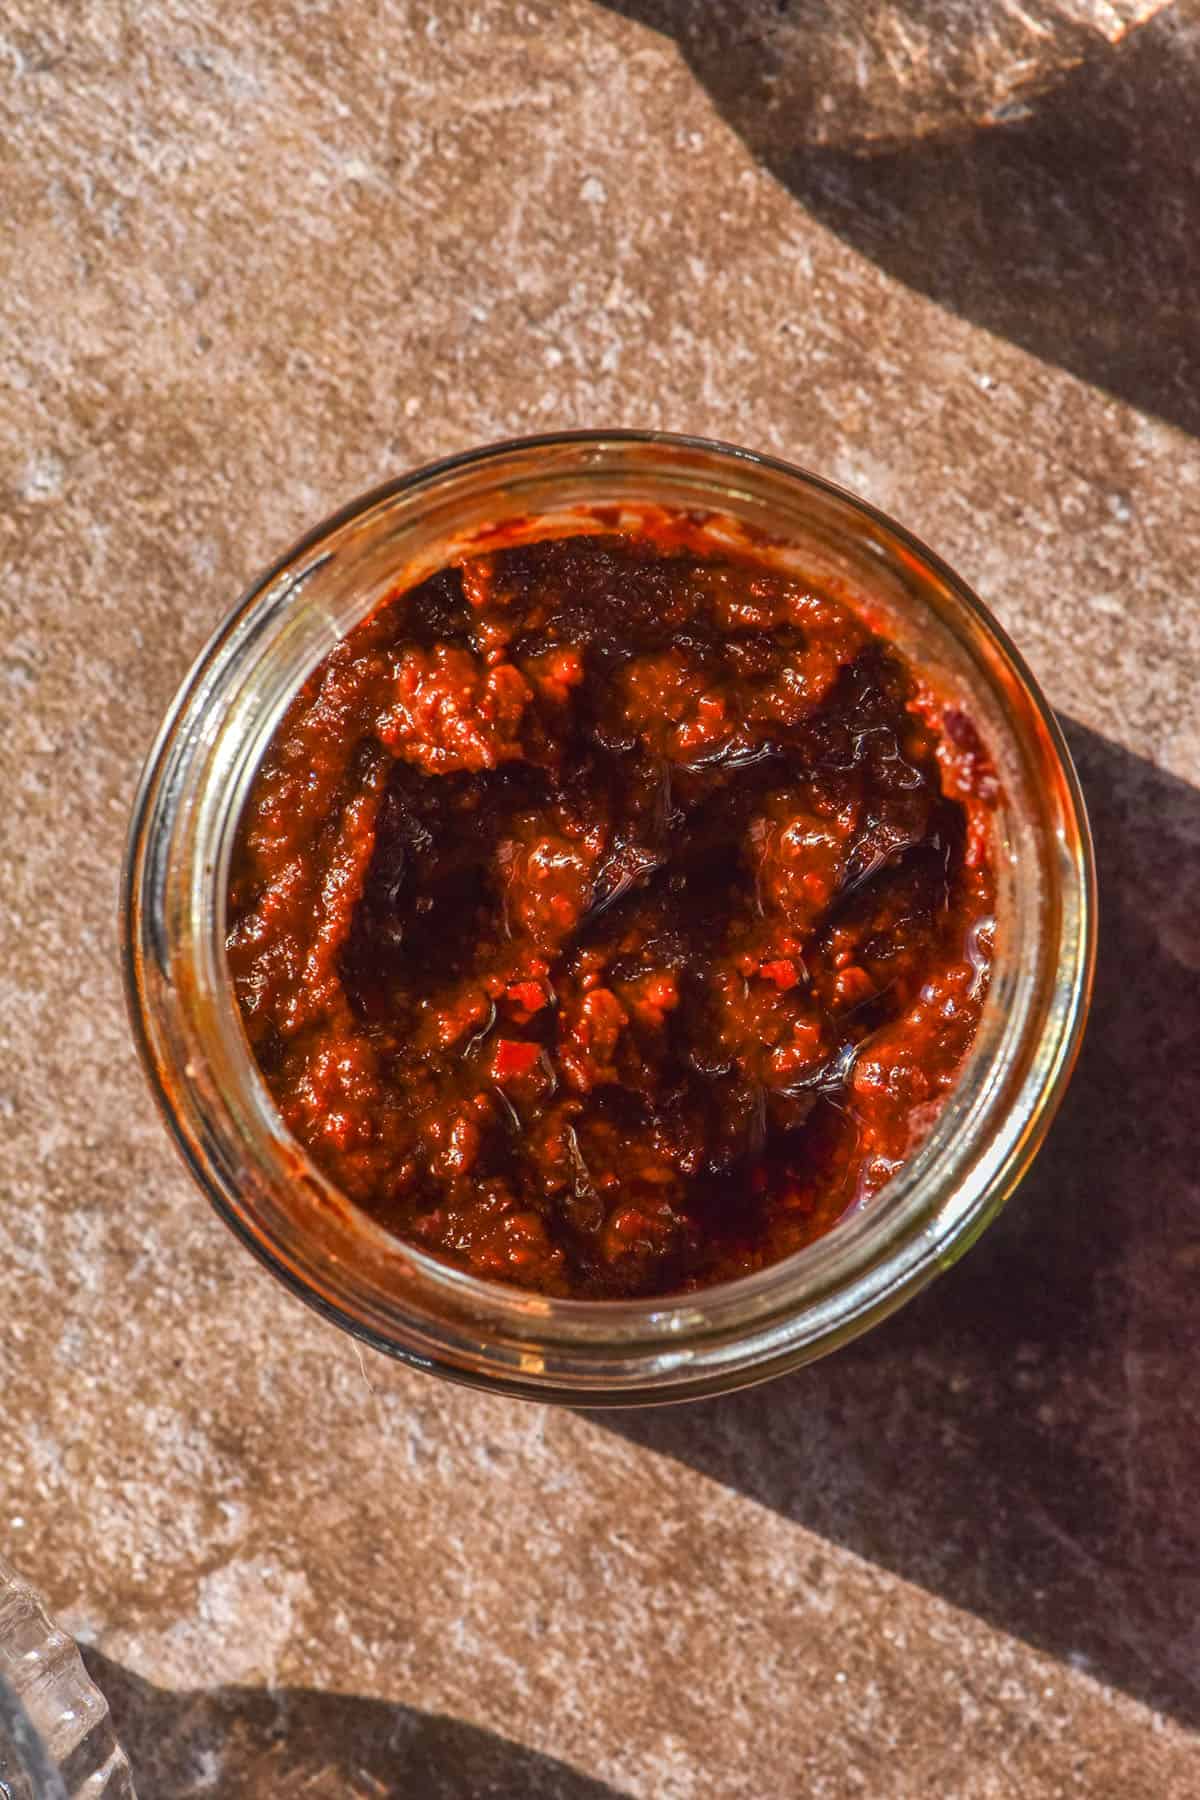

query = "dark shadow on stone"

[80,1648,630,1800]
[598,2,1200,438]
[593,720,1200,1726]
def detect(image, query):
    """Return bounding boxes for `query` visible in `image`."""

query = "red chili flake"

[491,1038,541,1082]
[506,980,547,1015]
[759,958,799,990]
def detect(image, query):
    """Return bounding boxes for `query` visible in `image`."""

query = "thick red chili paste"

[228,529,996,1297]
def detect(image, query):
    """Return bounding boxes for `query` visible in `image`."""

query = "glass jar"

[0,1553,135,1798]
[122,431,1094,1404]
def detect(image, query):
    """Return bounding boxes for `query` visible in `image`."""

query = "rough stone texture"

[1,2,1198,1796]
[599,0,1171,151]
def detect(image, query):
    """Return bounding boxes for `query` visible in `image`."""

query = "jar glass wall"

[122,432,1094,1404]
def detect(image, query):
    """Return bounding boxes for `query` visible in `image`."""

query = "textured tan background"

[2,2,1199,1795]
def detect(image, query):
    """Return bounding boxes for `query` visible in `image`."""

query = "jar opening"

[124,432,1094,1400]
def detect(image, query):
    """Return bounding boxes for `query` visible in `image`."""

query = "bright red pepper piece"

[492,1038,541,1082]
[759,958,799,990]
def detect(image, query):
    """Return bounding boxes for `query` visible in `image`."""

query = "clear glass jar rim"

[123,430,1096,1399]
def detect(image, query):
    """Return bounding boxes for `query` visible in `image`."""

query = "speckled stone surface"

[2,3,1199,1795]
